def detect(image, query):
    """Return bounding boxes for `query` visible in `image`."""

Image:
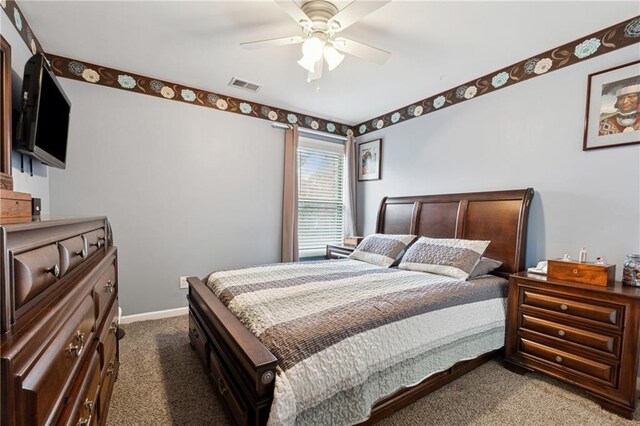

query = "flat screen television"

[15,53,71,169]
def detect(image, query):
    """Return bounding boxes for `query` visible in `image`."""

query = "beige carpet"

[107,315,639,425]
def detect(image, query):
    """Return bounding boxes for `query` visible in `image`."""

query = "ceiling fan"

[241,0,391,83]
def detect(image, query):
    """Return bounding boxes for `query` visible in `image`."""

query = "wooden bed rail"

[187,277,277,401]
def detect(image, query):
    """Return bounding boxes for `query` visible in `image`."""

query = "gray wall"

[356,45,640,276]
[2,12,50,212]
[47,33,639,314]
[49,80,284,315]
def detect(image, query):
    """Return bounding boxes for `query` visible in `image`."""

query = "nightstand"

[504,272,640,419]
[325,244,356,259]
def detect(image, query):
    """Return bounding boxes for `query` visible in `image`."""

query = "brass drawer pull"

[107,360,115,375]
[76,330,85,344]
[557,330,566,337]
[75,248,88,259]
[555,355,563,363]
[77,418,89,426]
[560,304,568,311]
[90,237,105,249]
[84,398,94,411]
[105,279,115,293]
[46,264,60,278]
[66,342,83,358]
[109,320,118,334]
[217,378,228,396]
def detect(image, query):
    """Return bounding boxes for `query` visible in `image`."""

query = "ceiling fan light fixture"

[323,46,344,71]
[297,55,319,73]
[301,36,325,62]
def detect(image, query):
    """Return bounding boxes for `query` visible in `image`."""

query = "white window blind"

[298,137,345,258]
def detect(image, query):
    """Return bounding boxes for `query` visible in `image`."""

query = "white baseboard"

[119,307,188,324]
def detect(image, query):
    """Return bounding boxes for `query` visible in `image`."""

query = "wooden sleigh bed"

[187,188,534,425]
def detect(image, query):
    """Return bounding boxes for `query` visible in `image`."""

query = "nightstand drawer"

[520,314,619,356]
[518,338,617,386]
[521,289,621,328]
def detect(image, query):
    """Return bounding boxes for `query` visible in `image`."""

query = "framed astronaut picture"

[584,60,640,151]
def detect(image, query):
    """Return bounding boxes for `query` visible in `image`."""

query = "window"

[298,137,345,258]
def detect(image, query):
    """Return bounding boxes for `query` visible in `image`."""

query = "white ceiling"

[18,1,640,124]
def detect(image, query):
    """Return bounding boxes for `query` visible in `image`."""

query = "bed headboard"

[376,188,534,275]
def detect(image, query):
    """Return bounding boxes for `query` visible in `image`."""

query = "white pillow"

[398,236,490,280]
[348,234,417,268]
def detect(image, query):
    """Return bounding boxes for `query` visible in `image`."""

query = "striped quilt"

[206,259,508,426]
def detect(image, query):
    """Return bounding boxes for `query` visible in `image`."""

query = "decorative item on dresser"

[623,254,640,287]
[547,259,616,287]
[504,272,640,419]
[325,243,356,259]
[0,189,32,220]
[1,217,120,426]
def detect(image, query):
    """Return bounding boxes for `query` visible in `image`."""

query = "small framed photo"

[358,139,381,181]
[584,60,640,151]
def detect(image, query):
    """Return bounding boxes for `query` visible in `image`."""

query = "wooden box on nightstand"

[504,272,640,419]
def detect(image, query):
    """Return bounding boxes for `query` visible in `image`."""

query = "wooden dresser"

[1,217,120,425]
[505,272,640,419]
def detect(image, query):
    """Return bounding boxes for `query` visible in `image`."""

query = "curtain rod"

[271,122,348,142]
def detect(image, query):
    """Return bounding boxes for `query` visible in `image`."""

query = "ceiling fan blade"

[332,37,390,64]
[307,59,324,83]
[328,0,390,33]
[274,1,312,28]
[241,35,304,50]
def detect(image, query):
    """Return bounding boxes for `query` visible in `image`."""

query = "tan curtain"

[343,135,357,237]
[281,124,299,262]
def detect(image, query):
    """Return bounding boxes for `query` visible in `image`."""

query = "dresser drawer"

[520,314,619,356]
[84,229,106,258]
[19,295,95,425]
[518,337,617,386]
[93,262,117,325]
[59,235,87,277]
[99,348,119,424]
[521,289,621,328]
[13,244,61,308]
[57,348,101,426]
[99,301,119,371]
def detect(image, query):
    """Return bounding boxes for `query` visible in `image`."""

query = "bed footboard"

[187,276,277,426]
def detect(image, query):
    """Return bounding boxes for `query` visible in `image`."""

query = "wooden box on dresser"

[504,272,640,419]
[1,217,120,425]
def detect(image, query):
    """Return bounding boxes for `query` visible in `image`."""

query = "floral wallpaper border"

[2,1,639,139]
[1,2,353,137]
[1,0,44,55]
[354,15,640,136]
[47,54,353,136]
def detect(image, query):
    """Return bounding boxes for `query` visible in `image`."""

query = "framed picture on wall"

[358,139,381,181]
[583,60,640,151]
[1,36,13,190]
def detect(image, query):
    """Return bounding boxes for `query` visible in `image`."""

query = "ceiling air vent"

[228,77,261,93]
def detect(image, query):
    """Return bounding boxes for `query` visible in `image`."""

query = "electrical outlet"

[179,276,189,289]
